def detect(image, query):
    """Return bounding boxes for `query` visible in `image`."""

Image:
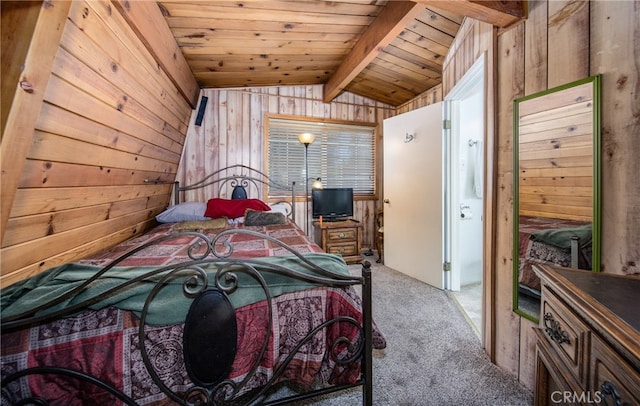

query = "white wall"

[456,89,484,286]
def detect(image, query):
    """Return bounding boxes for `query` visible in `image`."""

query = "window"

[266,116,376,198]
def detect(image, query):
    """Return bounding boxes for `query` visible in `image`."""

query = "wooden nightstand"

[312,219,363,264]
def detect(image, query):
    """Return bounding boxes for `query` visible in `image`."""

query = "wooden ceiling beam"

[418,0,525,28]
[323,1,425,103]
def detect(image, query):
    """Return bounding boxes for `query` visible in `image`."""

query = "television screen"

[312,188,354,220]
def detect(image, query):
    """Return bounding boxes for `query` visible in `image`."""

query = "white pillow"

[269,202,291,216]
[156,202,209,223]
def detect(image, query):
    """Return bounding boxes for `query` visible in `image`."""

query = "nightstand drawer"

[326,242,358,257]
[326,228,357,242]
[540,289,590,386]
[313,220,363,265]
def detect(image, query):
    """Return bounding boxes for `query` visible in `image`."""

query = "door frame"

[444,57,486,292]
[444,54,488,344]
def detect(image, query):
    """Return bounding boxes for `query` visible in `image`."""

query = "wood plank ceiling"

[158,1,523,106]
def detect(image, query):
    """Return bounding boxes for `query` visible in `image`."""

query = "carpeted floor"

[282,259,533,405]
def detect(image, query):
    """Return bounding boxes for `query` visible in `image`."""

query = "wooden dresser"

[312,219,363,264]
[533,264,640,405]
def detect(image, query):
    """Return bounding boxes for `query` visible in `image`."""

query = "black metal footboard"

[1,229,375,406]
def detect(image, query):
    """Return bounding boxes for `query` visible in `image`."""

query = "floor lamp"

[298,132,315,234]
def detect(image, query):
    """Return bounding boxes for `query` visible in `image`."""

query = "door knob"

[383,199,390,204]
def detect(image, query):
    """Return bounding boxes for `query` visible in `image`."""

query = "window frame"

[264,114,377,200]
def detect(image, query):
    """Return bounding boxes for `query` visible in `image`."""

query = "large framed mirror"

[513,75,601,322]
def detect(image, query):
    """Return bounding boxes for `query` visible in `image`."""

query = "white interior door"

[383,103,444,288]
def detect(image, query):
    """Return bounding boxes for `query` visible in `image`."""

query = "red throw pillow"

[204,198,270,219]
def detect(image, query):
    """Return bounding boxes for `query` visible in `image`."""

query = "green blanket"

[1,254,350,326]
[530,224,592,252]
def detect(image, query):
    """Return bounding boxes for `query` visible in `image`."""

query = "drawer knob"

[339,247,345,254]
[543,312,570,345]
[338,232,346,238]
[600,381,624,406]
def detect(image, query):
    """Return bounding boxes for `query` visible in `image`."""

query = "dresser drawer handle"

[338,247,345,254]
[600,381,625,406]
[543,312,570,345]
[338,232,346,238]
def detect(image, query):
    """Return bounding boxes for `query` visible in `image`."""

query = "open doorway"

[444,56,485,338]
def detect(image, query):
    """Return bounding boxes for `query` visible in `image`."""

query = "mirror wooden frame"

[513,75,601,322]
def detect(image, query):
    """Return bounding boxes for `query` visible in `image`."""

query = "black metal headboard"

[173,164,297,220]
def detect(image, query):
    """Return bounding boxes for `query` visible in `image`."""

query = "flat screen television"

[311,188,354,221]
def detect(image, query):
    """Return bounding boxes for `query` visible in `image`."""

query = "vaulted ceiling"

[158,1,524,106]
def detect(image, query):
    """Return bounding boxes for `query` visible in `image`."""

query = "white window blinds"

[267,117,376,197]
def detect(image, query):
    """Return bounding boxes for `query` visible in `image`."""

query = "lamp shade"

[298,132,316,145]
[312,178,323,189]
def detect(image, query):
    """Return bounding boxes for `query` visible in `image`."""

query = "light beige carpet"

[276,259,533,405]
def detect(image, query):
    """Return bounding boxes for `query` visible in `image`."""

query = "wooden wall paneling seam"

[518,316,538,388]
[484,23,499,361]
[242,91,253,169]
[248,91,261,173]
[4,205,114,248]
[546,0,590,88]
[0,0,71,245]
[4,194,166,248]
[9,184,171,218]
[18,160,174,189]
[591,1,640,276]
[29,132,178,174]
[494,20,526,378]
[36,103,183,161]
[0,218,158,287]
[42,75,183,158]
[217,90,230,172]
[1,206,165,275]
[524,0,548,94]
[111,0,199,108]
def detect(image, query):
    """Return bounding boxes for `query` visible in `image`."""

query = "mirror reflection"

[513,76,601,321]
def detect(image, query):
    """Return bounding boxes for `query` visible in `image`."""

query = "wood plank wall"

[174,86,400,250]
[1,0,636,393]
[431,0,639,390]
[0,1,196,286]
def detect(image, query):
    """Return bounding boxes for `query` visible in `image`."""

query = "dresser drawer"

[540,289,591,386]
[326,228,358,242]
[590,335,640,406]
[326,242,358,257]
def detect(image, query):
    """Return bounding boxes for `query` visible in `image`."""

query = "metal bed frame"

[173,164,297,222]
[1,165,375,405]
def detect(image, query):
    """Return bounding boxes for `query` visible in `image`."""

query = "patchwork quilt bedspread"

[518,216,592,293]
[1,220,386,405]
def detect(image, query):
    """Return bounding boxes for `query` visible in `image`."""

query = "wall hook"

[405,133,415,143]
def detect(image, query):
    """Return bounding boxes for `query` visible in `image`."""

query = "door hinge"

[443,261,451,272]
[443,119,451,130]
